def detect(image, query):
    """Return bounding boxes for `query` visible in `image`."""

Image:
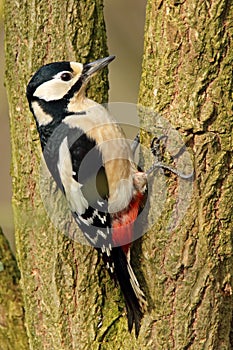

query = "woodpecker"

[26,56,147,336]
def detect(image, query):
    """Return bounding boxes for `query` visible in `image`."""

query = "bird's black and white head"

[26,56,115,128]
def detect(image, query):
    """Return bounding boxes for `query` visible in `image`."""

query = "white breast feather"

[63,104,136,214]
[57,137,88,215]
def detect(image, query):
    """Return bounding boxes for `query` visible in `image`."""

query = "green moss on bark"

[0,228,29,350]
[138,0,233,348]
[4,1,123,349]
[4,0,233,348]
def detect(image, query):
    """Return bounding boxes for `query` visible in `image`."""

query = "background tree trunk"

[0,228,29,350]
[138,0,233,349]
[4,1,121,349]
[4,0,233,349]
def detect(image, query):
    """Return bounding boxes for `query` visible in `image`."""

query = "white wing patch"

[83,229,108,245]
[57,137,88,215]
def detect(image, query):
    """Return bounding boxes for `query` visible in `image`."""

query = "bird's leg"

[131,133,193,180]
[146,135,194,180]
[131,132,140,157]
[146,161,194,179]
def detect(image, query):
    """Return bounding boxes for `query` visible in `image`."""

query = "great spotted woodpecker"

[26,56,147,336]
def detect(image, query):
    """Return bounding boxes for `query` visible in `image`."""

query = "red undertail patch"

[112,192,144,254]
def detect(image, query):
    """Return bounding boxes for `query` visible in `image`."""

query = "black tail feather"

[107,247,146,337]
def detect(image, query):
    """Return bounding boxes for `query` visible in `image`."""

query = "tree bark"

[138,0,233,349]
[0,228,29,350]
[4,1,122,349]
[4,0,233,349]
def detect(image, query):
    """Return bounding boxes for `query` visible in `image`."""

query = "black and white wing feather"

[54,122,112,248]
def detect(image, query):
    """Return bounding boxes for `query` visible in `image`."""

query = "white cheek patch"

[33,79,73,101]
[57,137,88,215]
[31,101,53,126]
[33,64,83,102]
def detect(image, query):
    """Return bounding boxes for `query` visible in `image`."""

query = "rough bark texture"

[0,228,29,350]
[4,0,233,349]
[138,0,233,349]
[4,1,127,349]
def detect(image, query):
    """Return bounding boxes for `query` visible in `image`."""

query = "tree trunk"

[138,0,233,349]
[4,0,233,349]
[0,228,29,350]
[4,1,120,349]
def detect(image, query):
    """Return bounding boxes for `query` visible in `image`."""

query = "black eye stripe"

[60,72,73,81]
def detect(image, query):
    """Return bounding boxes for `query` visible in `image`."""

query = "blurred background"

[0,0,147,251]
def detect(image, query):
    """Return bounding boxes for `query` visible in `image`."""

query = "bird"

[26,55,147,337]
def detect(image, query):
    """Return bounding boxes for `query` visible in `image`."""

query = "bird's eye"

[60,72,73,81]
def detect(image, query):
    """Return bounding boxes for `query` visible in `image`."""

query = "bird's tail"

[109,247,147,337]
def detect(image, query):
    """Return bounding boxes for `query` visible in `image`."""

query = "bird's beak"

[82,55,115,79]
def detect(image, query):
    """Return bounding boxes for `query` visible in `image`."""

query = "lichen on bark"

[4,0,233,348]
[0,228,29,350]
[138,0,233,348]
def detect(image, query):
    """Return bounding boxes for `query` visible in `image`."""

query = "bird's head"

[27,55,115,103]
[26,56,115,126]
